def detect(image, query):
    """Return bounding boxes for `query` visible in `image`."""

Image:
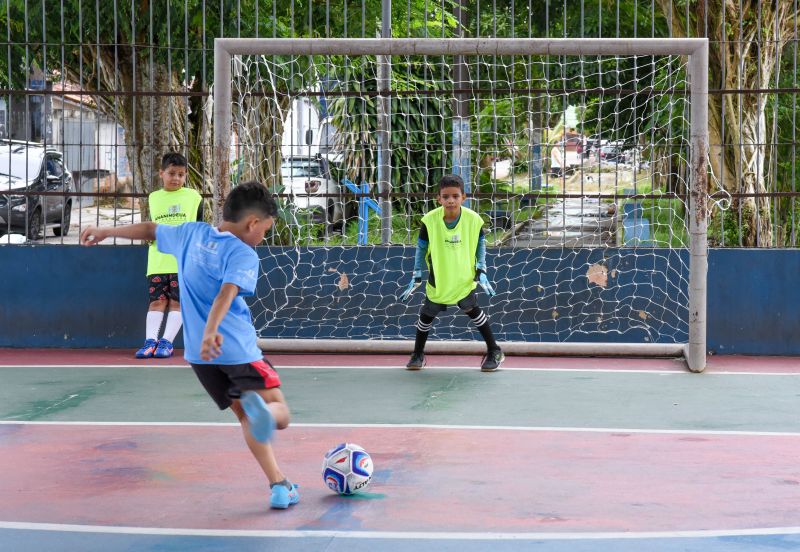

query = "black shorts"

[190,358,282,410]
[148,273,180,302]
[421,289,479,318]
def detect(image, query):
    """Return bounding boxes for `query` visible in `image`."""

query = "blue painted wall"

[0,245,181,349]
[708,249,800,355]
[0,245,797,355]
[254,247,689,344]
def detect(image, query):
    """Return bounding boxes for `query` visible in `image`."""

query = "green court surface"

[1,364,799,432]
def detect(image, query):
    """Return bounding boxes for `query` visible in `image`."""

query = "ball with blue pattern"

[322,442,374,495]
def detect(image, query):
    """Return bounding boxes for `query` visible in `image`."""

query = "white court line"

[0,363,798,376]
[1,520,799,541]
[2,420,799,437]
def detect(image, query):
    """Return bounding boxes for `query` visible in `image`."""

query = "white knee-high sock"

[162,311,183,342]
[145,311,164,341]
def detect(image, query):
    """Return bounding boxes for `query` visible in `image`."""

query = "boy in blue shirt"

[80,181,299,510]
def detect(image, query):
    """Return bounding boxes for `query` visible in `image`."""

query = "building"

[50,81,130,179]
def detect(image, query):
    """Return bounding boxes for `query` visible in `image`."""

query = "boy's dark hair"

[223,181,278,222]
[161,151,188,170]
[438,174,465,193]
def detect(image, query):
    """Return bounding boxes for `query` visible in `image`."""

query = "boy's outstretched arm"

[201,283,240,360]
[399,224,428,302]
[80,222,158,245]
[474,231,496,297]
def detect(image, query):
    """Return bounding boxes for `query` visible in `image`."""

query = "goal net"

[213,38,709,371]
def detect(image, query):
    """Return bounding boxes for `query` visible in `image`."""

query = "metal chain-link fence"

[0,0,797,248]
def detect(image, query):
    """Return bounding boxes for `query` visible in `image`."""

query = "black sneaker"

[406,352,426,371]
[481,349,504,372]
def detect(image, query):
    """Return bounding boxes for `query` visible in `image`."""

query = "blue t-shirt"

[156,222,263,365]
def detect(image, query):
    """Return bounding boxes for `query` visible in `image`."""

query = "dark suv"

[0,142,73,239]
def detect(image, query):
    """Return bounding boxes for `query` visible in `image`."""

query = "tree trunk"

[658,0,797,246]
[236,94,291,190]
[66,49,188,222]
[117,62,187,221]
[187,78,214,220]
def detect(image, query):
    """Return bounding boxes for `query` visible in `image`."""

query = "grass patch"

[621,181,689,247]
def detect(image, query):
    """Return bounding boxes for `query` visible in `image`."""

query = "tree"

[0,0,250,218]
[771,40,800,246]
[657,0,799,246]
[0,0,341,220]
[326,36,459,203]
[462,1,671,176]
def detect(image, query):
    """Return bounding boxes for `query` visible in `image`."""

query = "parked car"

[599,140,627,163]
[280,154,345,227]
[583,135,607,159]
[0,141,74,239]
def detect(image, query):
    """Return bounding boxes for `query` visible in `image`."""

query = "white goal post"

[213,38,709,372]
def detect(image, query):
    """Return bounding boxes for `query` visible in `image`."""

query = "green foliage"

[620,181,688,247]
[768,46,800,246]
[643,199,689,247]
[284,212,329,246]
[296,210,420,246]
[0,0,259,87]
[475,96,528,149]
[5,0,796,247]
[327,64,451,209]
[708,205,745,247]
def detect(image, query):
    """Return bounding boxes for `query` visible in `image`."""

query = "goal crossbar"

[213,37,707,57]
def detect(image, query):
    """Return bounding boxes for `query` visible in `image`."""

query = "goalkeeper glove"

[475,268,496,297]
[399,270,422,302]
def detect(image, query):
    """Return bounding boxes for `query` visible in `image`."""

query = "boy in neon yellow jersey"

[400,174,504,371]
[136,152,203,359]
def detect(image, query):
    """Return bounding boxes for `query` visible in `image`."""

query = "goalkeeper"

[400,174,504,372]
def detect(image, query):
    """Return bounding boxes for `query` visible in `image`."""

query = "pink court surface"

[1,349,799,551]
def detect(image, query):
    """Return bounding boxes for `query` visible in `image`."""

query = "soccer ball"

[322,443,373,495]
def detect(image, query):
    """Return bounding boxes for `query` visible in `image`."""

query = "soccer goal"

[213,38,709,372]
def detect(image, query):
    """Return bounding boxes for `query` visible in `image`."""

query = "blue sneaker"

[270,482,300,509]
[241,391,276,443]
[153,338,174,358]
[135,339,158,359]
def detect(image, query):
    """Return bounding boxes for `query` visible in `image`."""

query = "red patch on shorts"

[249,359,282,389]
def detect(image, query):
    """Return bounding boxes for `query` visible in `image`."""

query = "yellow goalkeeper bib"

[422,206,484,305]
[147,187,202,275]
